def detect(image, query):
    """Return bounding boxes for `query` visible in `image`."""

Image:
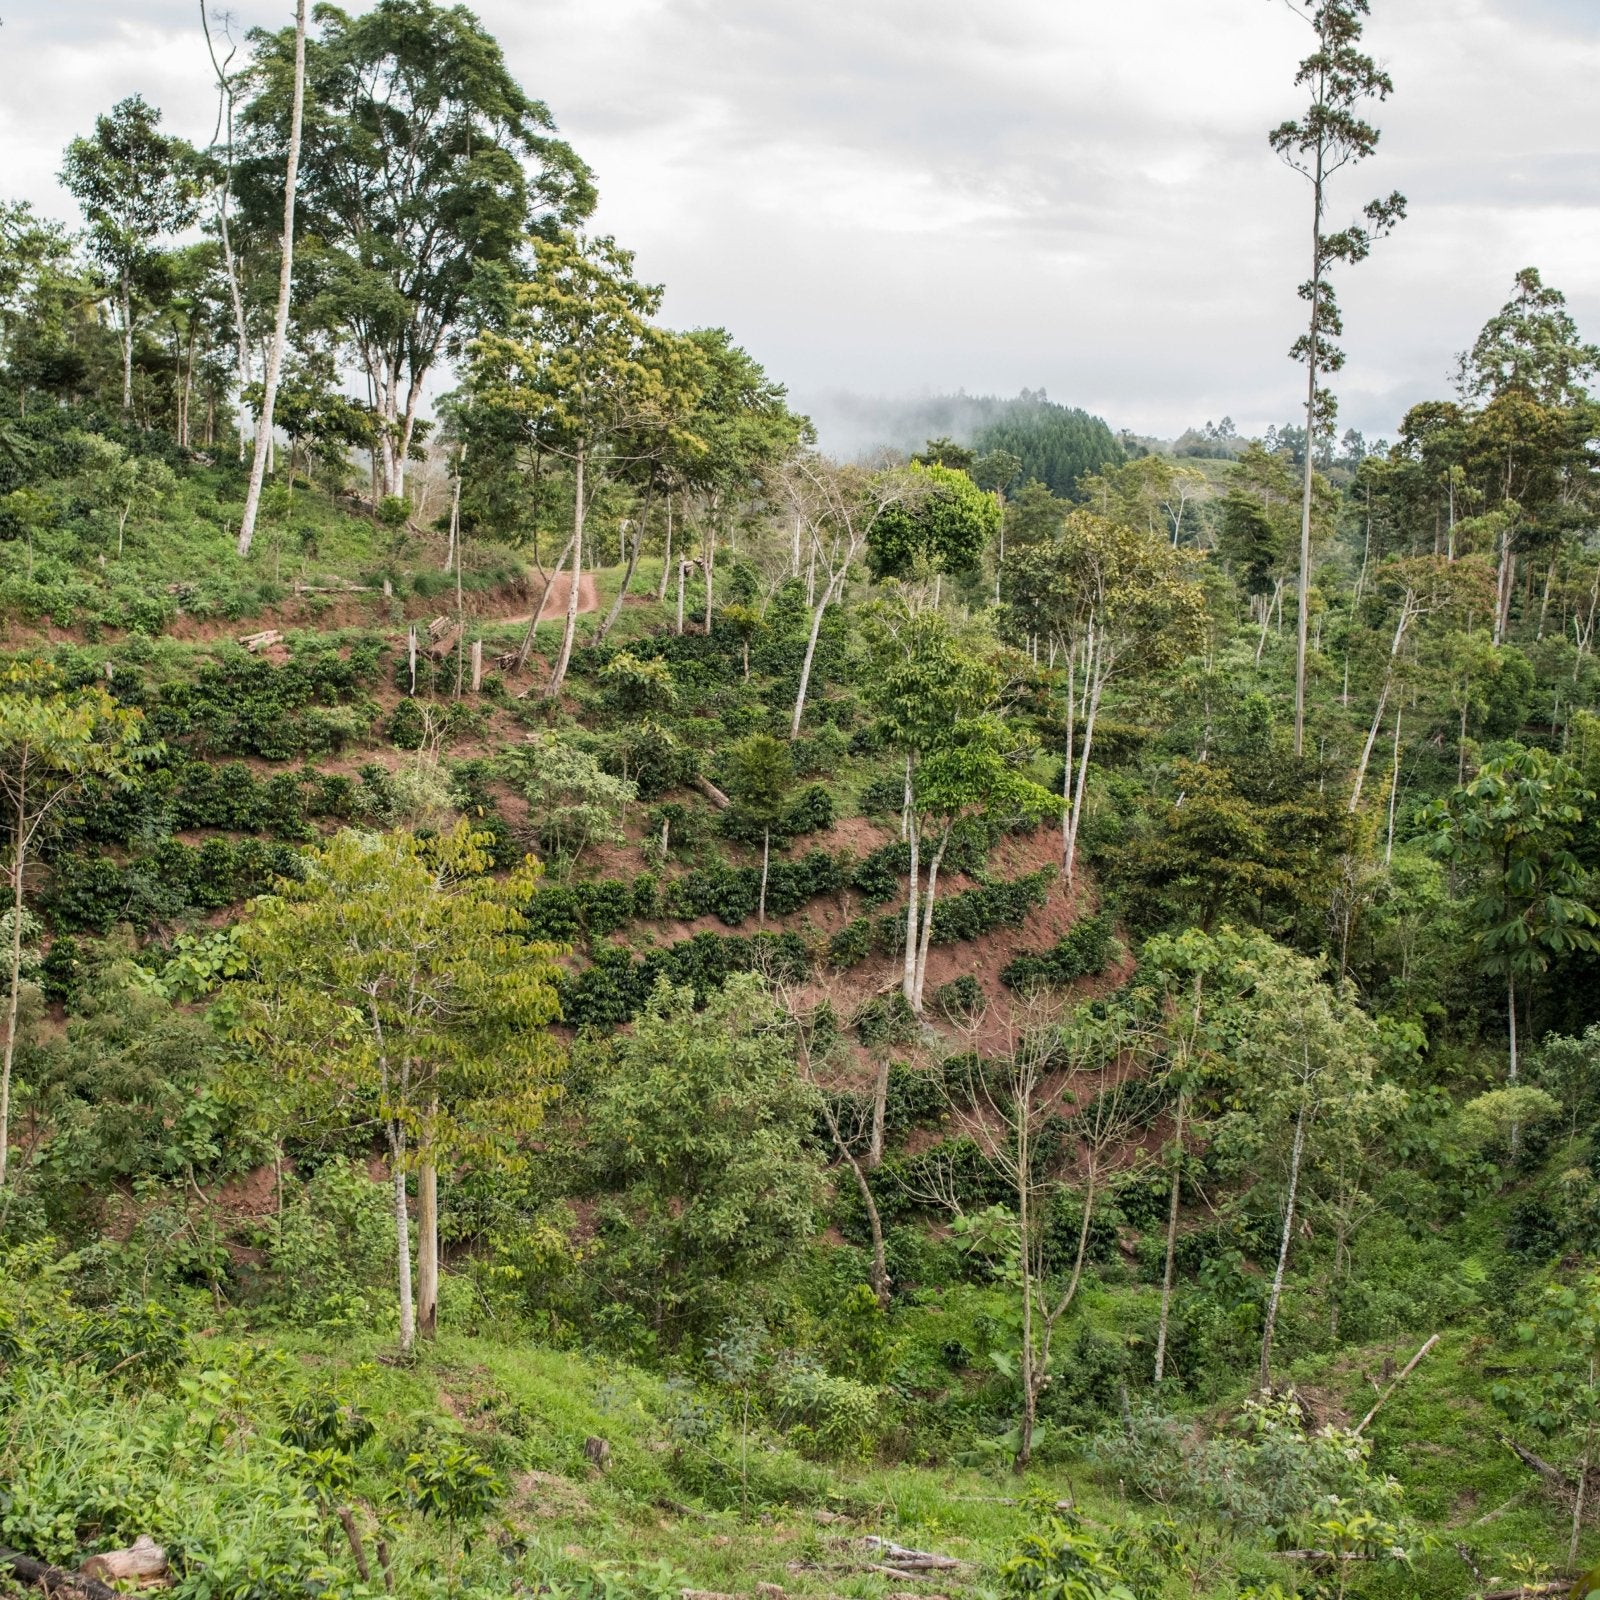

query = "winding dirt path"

[508,569,599,626]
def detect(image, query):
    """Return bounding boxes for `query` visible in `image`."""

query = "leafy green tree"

[723,734,794,923]
[499,732,636,872]
[474,231,700,694]
[867,460,1000,580]
[1269,0,1406,754]
[573,975,823,1343]
[1216,440,1303,603]
[240,0,596,497]
[1459,267,1600,410]
[866,604,1050,1011]
[1424,746,1599,1094]
[1495,1270,1600,1570]
[0,664,148,1192]
[75,436,176,558]
[235,823,564,1349]
[1002,510,1207,881]
[60,96,202,415]
[1151,925,1403,1388]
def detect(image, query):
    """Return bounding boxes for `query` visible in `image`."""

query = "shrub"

[1001,913,1117,991]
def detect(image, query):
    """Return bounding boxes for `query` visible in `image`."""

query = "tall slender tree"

[473,232,700,697]
[60,97,202,416]
[1270,0,1405,754]
[237,0,307,558]
[238,0,595,498]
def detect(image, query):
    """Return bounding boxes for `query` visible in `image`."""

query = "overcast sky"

[4,0,1598,450]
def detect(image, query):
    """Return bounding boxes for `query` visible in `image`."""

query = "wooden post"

[407,627,417,695]
[470,639,483,692]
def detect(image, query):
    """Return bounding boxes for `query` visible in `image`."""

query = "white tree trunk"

[546,446,586,697]
[237,0,307,557]
[391,1127,415,1355]
[1259,1107,1306,1390]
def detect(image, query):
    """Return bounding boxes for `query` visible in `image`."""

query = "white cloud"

[2,0,1596,448]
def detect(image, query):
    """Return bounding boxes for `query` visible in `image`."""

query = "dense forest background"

[2,4,1600,1600]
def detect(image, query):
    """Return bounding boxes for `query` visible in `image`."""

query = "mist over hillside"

[797,388,1125,495]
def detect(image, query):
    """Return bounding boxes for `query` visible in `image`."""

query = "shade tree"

[234,823,564,1350]
[60,96,204,417]
[239,0,596,499]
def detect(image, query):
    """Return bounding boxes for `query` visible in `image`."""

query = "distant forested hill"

[802,387,1123,492]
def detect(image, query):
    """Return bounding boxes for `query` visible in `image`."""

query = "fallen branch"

[1353,1332,1440,1438]
[1501,1435,1578,1497]
[692,775,732,811]
[855,1537,962,1571]
[0,1546,121,1600]
[1477,1584,1572,1599]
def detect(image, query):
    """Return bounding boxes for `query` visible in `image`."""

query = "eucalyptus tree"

[1001,511,1206,881]
[239,0,596,499]
[865,603,1051,1012]
[237,0,307,558]
[1270,0,1406,754]
[60,96,203,416]
[473,231,702,696]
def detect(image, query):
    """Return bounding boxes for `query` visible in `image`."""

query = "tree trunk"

[703,514,714,636]
[656,494,673,603]
[1060,640,1075,871]
[758,828,770,925]
[869,1053,889,1170]
[1065,651,1104,884]
[596,487,651,647]
[1349,681,1391,813]
[0,806,25,1193]
[911,833,948,1012]
[120,276,134,417]
[1293,227,1323,757]
[791,571,840,738]
[1259,1107,1307,1390]
[1153,1091,1185,1384]
[237,0,307,557]
[545,446,586,698]
[901,788,920,1009]
[391,1126,414,1355]
[417,1140,438,1339]
[1384,705,1403,863]
[676,558,686,635]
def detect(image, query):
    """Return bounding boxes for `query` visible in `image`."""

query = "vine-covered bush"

[1000,913,1116,991]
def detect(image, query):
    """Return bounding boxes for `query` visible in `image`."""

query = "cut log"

[238,629,282,652]
[856,1537,962,1571]
[79,1537,167,1584]
[692,775,732,811]
[0,1545,121,1599]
